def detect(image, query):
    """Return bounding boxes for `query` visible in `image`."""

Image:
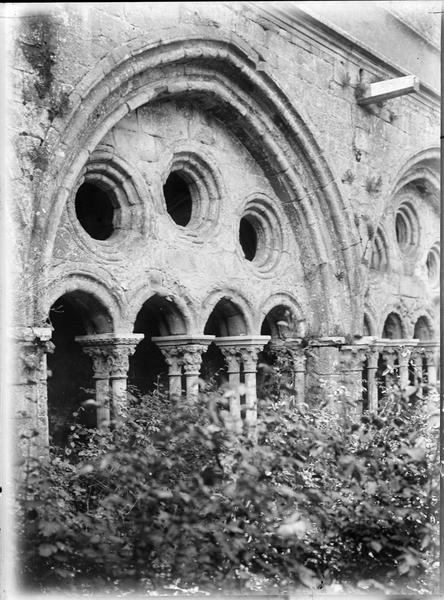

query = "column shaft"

[398,354,410,390]
[243,370,257,428]
[366,352,379,412]
[77,334,143,427]
[95,377,111,429]
[227,370,242,431]
[153,337,214,401]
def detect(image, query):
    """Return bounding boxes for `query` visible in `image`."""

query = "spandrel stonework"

[8,2,439,447]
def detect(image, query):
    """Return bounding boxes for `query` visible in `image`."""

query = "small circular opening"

[426,247,439,283]
[239,217,257,261]
[395,212,408,248]
[163,172,193,226]
[75,182,115,240]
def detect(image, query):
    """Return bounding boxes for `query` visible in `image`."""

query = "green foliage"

[16,384,439,595]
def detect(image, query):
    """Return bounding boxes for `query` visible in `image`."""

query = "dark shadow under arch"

[47,291,113,446]
[382,312,404,339]
[204,298,248,337]
[129,294,187,394]
[414,316,432,341]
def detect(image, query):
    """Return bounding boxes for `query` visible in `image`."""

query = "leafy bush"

[16,384,439,595]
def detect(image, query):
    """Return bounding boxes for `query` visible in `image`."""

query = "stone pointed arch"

[30,31,361,335]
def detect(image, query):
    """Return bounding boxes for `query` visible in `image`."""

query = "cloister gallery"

[10,2,439,453]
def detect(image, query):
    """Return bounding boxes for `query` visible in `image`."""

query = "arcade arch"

[47,291,114,445]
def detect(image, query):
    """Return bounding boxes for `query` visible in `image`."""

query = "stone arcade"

[9,3,440,453]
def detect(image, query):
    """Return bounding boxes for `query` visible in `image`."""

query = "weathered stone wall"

[9,1,440,339]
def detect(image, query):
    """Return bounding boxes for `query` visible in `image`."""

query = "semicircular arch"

[126,284,194,335]
[45,274,122,334]
[200,287,254,335]
[258,292,307,338]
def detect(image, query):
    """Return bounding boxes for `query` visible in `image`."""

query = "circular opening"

[395,202,419,254]
[163,172,193,226]
[395,212,408,248]
[75,182,115,240]
[239,216,258,261]
[426,246,439,284]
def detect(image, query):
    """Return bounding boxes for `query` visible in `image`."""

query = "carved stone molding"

[80,346,113,379]
[13,327,54,384]
[217,346,241,373]
[182,344,208,376]
[214,335,270,372]
[152,335,215,375]
[156,346,183,375]
[238,346,262,371]
[76,333,144,378]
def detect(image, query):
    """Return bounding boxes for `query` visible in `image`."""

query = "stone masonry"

[7,2,440,448]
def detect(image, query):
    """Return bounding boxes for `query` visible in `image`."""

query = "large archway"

[31,32,360,336]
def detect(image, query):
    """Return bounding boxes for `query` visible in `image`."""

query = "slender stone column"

[365,348,379,412]
[237,336,270,434]
[284,338,306,406]
[409,350,423,387]
[182,344,209,399]
[12,326,54,456]
[214,341,242,432]
[108,336,144,417]
[381,345,398,391]
[76,333,143,428]
[156,346,182,398]
[422,341,439,389]
[78,343,112,429]
[397,342,418,391]
[153,335,215,399]
[339,344,368,416]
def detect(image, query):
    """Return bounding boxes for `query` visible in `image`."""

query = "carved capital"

[218,346,241,373]
[76,334,143,379]
[181,344,207,375]
[81,346,113,379]
[238,346,261,372]
[108,345,136,378]
[157,346,183,375]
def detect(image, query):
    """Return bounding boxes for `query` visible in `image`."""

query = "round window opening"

[239,216,258,261]
[395,213,408,248]
[394,202,419,254]
[163,172,192,226]
[75,182,116,240]
[426,246,439,284]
